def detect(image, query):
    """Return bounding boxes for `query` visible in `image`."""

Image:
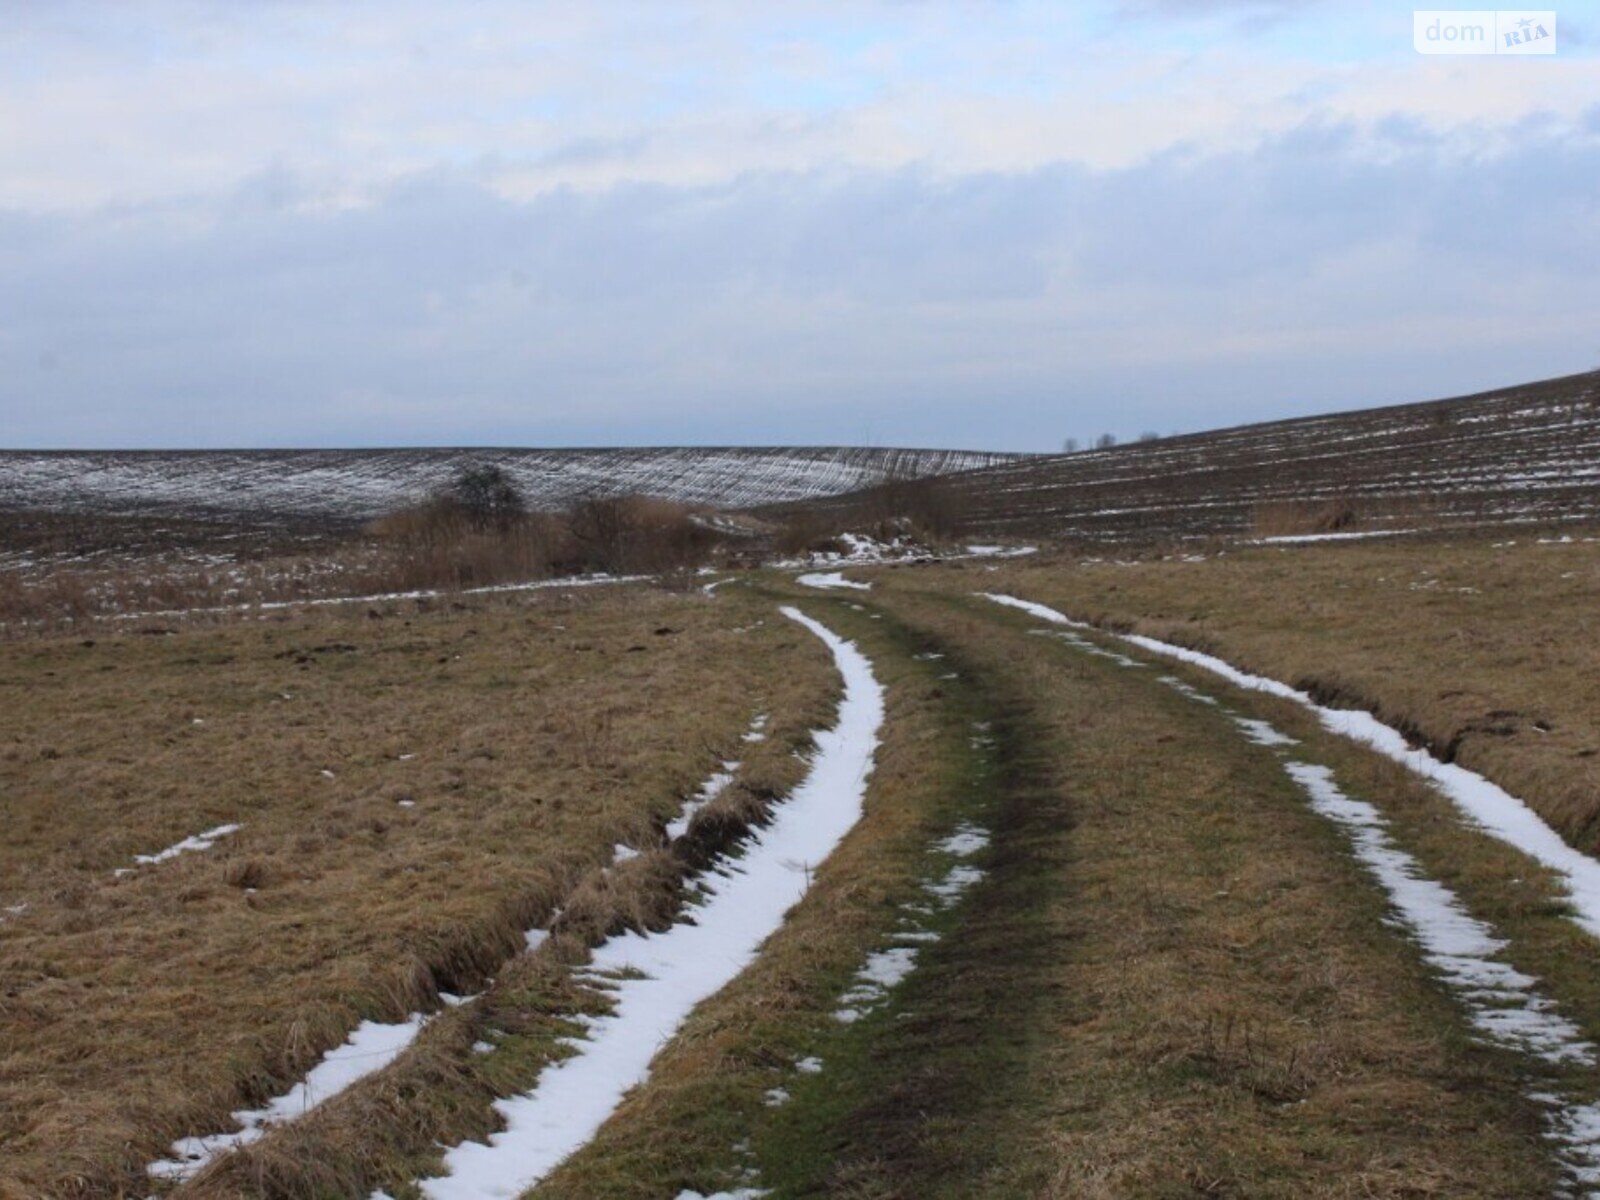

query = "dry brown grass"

[564,495,719,577]
[938,529,1600,852]
[180,670,831,1200]
[364,499,566,590]
[1166,647,1600,1098]
[0,540,447,630]
[0,582,835,1198]
[1250,497,1361,536]
[9,523,1594,1196]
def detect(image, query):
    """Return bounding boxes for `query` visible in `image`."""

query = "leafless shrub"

[0,489,719,629]
[563,495,717,576]
[774,513,848,557]
[367,499,563,591]
[834,467,971,544]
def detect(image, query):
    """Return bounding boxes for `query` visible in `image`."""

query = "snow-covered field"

[0,446,1023,523]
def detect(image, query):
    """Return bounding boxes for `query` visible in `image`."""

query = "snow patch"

[1234,717,1297,746]
[110,572,650,624]
[1026,626,1142,669]
[1285,761,1591,1066]
[666,763,739,841]
[116,823,242,875]
[927,864,985,907]
[1252,530,1412,545]
[796,571,871,592]
[1283,761,1600,1185]
[1156,674,1220,706]
[148,1013,431,1180]
[938,826,991,857]
[835,946,920,1023]
[833,821,990,1023]
[965,544,1038,557]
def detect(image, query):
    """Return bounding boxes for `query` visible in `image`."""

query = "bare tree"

[1061,437,1080,453]
[1094,433,1118,450]
[447,464,524,530]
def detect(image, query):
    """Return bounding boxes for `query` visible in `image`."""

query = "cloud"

[3,1,1596,213]
[2,115,1596,450]
[1114,0,1321,20]
[1,2,1597,450]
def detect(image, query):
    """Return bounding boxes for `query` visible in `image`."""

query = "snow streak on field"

[832,823,989,1025]
[108,570,646,624]
[1279,760,1592,1068]
[0,447,1023,522]
[413,606,884,1199]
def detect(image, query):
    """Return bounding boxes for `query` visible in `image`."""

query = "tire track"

[987,591,1600,1194]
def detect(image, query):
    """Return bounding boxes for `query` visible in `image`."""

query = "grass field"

[5,522,1600,1198]
[0,582,835,1197]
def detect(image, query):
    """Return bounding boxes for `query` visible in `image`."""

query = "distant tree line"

[1061,430,1168,453]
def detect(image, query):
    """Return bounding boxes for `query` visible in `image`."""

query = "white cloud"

[3,116,1596,448]
[3,1,1596,211]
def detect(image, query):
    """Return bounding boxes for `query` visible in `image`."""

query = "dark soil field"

[771,370,1600,542]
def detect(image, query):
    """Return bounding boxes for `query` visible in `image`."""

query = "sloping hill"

[0,446,1024,524]
[779,371,1600,541]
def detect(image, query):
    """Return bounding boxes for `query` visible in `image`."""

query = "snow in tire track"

[984,591,1600,1192]
[982,592,1600,943]
[148,1012,434,1180]
[413,606,884,1199]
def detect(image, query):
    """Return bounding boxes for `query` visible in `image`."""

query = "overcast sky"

[2,1,1597,450]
